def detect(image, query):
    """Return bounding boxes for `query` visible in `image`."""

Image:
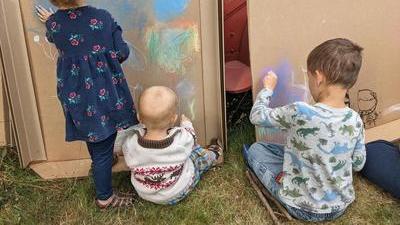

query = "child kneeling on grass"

[244,38,366,222]
[120,86,223,205]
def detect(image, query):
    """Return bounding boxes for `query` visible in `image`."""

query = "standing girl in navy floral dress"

[37,0,138,209]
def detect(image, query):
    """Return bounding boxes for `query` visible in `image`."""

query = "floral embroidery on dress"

[86,105,96,117]
[49,21,61,34]
[109,50,119,59]
[67,92,81,104]
[69,34,84,46]
[91,44,106,54]
[96,61,106,73]
[101,115,109,127]
[85,77,94,89]
[70,64,80,76]
[115,98,125,110]
[87,132,98,142]
[98,88,109,101]
[89,18,104,31]
[68,10,82,20]
[111,72,124,84]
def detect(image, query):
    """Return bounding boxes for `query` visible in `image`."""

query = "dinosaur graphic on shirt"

[352,155,365,167]
[275,115,292,129]
[342,111,353,122]
[296,127,320,138]
[286,151,315,171]
[282,187,303,198]
[290,138,311,151]
[318,142,351,155]
[327,176,345,187]
[332,160,347,171]
[320,122,335,138]
[302,153,326,166]
[297,104,331,120]
[297,119,307,126]
[311,174,323,188]
[339,125,355,136]
[291,176,310,186]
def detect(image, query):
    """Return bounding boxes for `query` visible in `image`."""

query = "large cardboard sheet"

[16,0,222,163]
[248,0,400,143]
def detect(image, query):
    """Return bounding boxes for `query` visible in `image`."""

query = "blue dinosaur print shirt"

[45,6,138,142]
[250,88,366,214]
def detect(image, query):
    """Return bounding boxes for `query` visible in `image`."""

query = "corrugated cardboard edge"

[0,54,9,146]
[0,0,46,166]
[200,0,226,149]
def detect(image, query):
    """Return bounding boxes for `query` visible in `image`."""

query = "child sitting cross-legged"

[120,86,223,205]
[244,38,366,222]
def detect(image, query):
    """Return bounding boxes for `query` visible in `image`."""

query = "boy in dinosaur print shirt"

[244,38,366,222]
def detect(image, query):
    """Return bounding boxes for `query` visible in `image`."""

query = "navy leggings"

[361,140,400,199]
[86,132,117,201]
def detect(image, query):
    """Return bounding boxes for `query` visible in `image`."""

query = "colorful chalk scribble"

[256,60,309,143]
[153,0,191,22]
[28,28,58,61]
[147,25,200,74]
[176,79,196,120]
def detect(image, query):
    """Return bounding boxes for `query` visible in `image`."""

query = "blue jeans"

[86,132,117,201]
[166,146,217,205]
[243,142,345,222]
[362,140,400,199]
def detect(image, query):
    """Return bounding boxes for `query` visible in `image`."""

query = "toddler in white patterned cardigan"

[119,86,223,204]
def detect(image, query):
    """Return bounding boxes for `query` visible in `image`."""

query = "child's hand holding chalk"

[36,5,54,23]
[263,71,278,91]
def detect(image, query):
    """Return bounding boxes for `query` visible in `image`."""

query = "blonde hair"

[138,86,178,130]
[49,0,80,8]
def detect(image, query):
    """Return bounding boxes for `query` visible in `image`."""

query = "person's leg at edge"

[86,132,117,204]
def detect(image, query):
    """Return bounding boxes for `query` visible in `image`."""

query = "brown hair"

[49,0,80,8]
[307,38,363,89]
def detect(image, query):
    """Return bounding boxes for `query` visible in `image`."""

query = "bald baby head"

[138,86,178,130]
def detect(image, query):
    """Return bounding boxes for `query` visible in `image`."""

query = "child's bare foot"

[208,138,224,166]
[95,193,134,210]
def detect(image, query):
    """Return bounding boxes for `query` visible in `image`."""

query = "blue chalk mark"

[176,79,196,99]
[153,0,191,22]
[259,60,308,108]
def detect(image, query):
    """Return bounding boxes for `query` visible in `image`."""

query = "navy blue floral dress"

[45,6,138,143]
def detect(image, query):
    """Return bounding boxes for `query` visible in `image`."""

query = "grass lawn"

[0,123,399,225]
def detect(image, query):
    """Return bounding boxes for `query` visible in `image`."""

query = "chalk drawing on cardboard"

[28,28,58,61]
[153,0,191,22]
[357,89,379,127]
[146,25,200,74]
[125,41,147,71]
[255,60,309,142]
[176,79,196,120]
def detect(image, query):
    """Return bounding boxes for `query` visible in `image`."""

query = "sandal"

[208,138,224,166]
[95,193,134,210]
